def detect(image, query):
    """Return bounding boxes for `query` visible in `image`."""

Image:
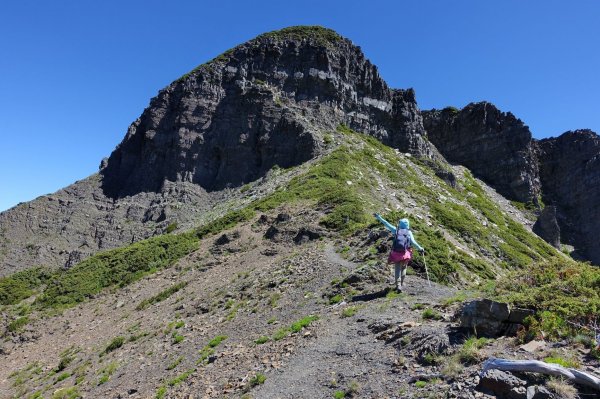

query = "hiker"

[373,213,424,292]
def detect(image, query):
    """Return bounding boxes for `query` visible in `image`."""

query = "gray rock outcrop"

[536,129,600,262]
[423,103,600,264]
[459,299,533,337]
[423,102,541,204]
[532,205,560,249]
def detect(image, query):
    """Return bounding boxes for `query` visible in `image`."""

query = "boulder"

[532,206,560,249]
[478,369,527,398]
[459,299,510,337]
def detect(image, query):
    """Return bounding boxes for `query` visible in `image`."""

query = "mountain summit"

[100,26,434,199]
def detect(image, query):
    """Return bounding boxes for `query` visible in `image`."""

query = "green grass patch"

[329,294,343,305]
[36,233,199,310]
[333,391,346,399]
[155,385,167,399]
[544,356,579,369]
[166,320,185,332]
[0,267,50,305]
[172,331,184,344]
[197,335,227,364]
[249,373,266,387]
[414,380,427,388]
[136,282,188,310]
[56,372,71,383]
[7,315,29,332]
[494,258,600,331]
[341,306,357,318]
[442,291,471,307]
[51,387,80,399]
[195,208,255,239]
[255,336,270,345]
[422,308,443,320]
[168,369,194,386]
[255,26,343,47]
[252,136,381,233]
[273,315,318,341]
[1,206,255,313]
[165,222,178,234]
[208,335,227,347]
[102,336,125,355]
[458,337,489,364]
[166,356,183,370]
[97,362,118,385]
[291,315,318,333]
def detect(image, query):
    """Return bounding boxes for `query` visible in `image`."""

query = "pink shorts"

[388,249,412,263]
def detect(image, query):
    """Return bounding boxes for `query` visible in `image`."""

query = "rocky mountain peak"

[100,25,433,199]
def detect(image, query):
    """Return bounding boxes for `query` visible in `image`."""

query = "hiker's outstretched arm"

[408,231,424,251]
[374,214,396,234]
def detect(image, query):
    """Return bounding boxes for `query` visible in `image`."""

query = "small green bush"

[494,258,600,339]
[97,362,118,385]
[341,306,357,318]
[333,390,346,399]
[208,335,227,347]
[290,315,318,333]
[273,315,318,341]
[544,356,579,369]
[155,385,167,399]
[249,373,266,387]
[0,267,50,305]
[165,222,178,234]
[458,337,489,364]
[103,337,125,355]
[414,380,427,388]
[422,308,443,320]
[7,316,29,332]
[168,369,194,386]
[166,356,183,370]
[255,336,270,345]
[197,335,227,364]
[172,332,184,344]
[329,294,343,305]
[136,282,188,310]
[51,387,80,399]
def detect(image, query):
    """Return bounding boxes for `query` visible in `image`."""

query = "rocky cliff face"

[101,26,434,199]
[0,177,218,277]
[536,130,600,261]
[0,26,438,274]
[422,102,541,204]
[424,103,600,264]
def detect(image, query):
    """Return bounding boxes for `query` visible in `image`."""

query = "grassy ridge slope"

[1,127,597,335]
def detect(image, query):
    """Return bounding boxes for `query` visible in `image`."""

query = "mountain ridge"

[423,103,600,263]
[0,25,598,272]
[0,26,599,398]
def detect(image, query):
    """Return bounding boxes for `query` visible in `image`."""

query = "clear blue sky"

[1,1,599,212]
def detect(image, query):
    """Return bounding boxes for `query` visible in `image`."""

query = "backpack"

[392,228,411,252]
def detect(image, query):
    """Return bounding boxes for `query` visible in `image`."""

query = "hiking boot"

[395,285,402,293]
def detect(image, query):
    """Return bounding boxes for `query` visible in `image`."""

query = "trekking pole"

[423,251,431,287]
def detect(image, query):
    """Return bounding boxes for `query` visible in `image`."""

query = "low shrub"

[102,337,125,355]
[136,282,188,310]
[458,337,489,364]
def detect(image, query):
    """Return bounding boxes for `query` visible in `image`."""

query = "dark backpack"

[392,228,411,252]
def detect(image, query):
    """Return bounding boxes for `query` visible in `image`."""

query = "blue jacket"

[375,214,423,251]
